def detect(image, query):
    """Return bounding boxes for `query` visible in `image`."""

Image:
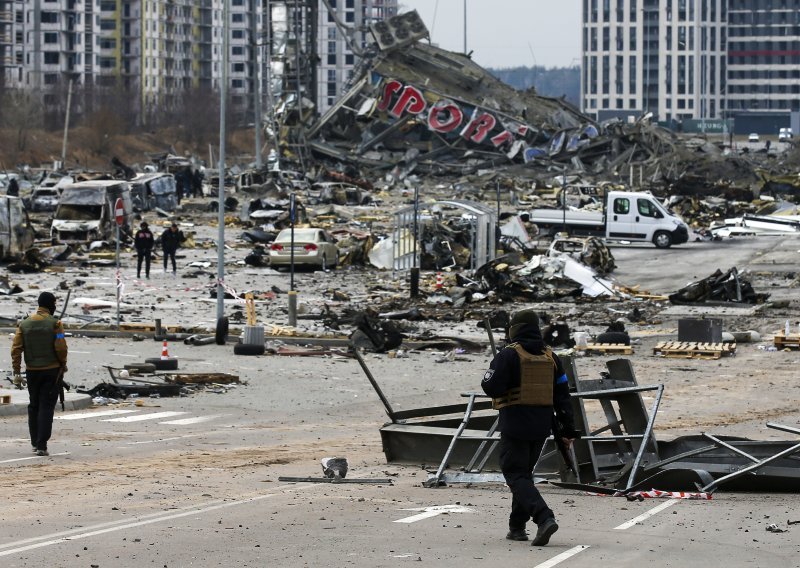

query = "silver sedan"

[269,228,339,270]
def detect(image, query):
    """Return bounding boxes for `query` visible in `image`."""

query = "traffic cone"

[435,272,444,291]
[161,339,170,360]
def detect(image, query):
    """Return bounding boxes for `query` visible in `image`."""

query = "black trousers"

[499,434,554,529]
[136,249,151,277]
[26,368,61,451]
[163,249,176,272]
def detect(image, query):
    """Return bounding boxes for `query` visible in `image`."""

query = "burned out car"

[269,228,338,270]
[51,180,132,244]
[27,188,61,212]
[130,173,177,212]
[0,196,35,258]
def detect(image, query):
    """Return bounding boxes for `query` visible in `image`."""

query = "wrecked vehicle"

[530,191,689,248]
[269,228,339,270]
[0,196,36,258]
[26,188,61,213]
[314,182,373,206]
[547,236,616,274]
[51,180,132,244]
[129,173,178,212]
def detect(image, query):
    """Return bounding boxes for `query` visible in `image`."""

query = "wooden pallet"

[584,343,634,355]
[774,333,800,349]
[653,341,736,360]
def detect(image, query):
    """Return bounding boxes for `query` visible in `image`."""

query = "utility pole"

[216,0,229,321]
[463,0,467,54]
[253,2,262,169]
[61,79,73,168]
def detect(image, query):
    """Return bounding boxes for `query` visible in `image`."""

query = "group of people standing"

[132,221,185,279]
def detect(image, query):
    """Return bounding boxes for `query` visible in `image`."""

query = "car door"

[606,196,635,239]
[632,197,664,241]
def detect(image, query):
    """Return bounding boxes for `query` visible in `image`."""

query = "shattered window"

[613,198,630,214]
[56,204,102,221]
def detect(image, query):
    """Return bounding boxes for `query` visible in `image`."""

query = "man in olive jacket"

[481,308,577,546]
[11,292,68,456]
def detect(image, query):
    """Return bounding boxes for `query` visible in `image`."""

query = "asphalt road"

[1,234,799,567]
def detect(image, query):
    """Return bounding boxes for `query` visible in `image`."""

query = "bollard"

[155,318,163,339]
[288,290,298,327]
[410,267,420,298]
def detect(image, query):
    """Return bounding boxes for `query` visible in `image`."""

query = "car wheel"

[233,343,265,356]
[653,231,672,249]
[144,357,179,370]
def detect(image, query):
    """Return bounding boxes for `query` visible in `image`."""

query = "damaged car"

[269,228,339,270]
[51,180,132,244]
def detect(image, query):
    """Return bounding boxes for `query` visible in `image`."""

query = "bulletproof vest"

[19,314,59,368]
[492,343,555,410]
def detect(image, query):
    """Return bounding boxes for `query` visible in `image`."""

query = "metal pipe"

[625,384,664,490]
[216,0,229,321]
[61,78,73,167]
[353,348,396,421]
[425,393,477,487]
[701,442,800,493]
[702,433,760,464]
[115,223,120,329]
[766,422,800,436]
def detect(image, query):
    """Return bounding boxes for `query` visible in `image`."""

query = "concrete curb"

[0,389,93,417]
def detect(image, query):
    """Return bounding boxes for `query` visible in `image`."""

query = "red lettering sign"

[427,100,464,133]
[377,79,402,112]
[490,130,514,148]
[460,112,497,144]
[389,85,426,118]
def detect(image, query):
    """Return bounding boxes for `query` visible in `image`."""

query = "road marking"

[394,504,473,523]
[0,484,317,557]
[69,351,91,354]
[533,545,590,568]
[102,411,187,423]
[614,499,678,530]
[0,452,70,464]
[160,414,225,425]
[56,409,139,420]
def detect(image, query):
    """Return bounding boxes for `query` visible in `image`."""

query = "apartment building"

[317,0,396,113]
[726,0,800,114]
[0,0,23,86]
[582,0,727,123]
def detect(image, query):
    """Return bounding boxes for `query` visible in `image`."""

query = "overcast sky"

[398,1,581,69]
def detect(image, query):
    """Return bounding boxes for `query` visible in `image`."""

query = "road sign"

[114,198,125,226]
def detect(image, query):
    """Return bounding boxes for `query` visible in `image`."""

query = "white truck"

[529,190,690,248]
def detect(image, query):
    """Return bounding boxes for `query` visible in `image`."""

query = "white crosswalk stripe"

[160,415,225,425]
[102,411,187,423]
[56,410,139,420]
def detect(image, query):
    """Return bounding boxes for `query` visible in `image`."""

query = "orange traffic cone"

[161,339,170,360]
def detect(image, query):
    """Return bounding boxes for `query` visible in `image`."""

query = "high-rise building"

[0,0,24,87]
[726,0,800,114]
[581,0,727,123]
[317,0,397,113]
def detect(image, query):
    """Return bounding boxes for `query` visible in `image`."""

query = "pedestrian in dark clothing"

[161,222,184,275]
[134,221,154,279]
[6,177,20,196]
[481,309,577,546]
[11,292,68,456]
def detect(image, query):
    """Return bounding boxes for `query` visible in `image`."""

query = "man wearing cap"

[134,221,154,279]
[481,308,577,546]
[11,292,68,456]
[161,222,184,275]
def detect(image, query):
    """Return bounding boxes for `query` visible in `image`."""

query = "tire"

[653,230,672,249]
[124,363,157,374]
[144,357,179,370]
[215,316,229,345]
[233,343,265,356]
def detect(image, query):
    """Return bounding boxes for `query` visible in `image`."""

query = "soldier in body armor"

[481,309,577,546]
[10,292,68,456]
